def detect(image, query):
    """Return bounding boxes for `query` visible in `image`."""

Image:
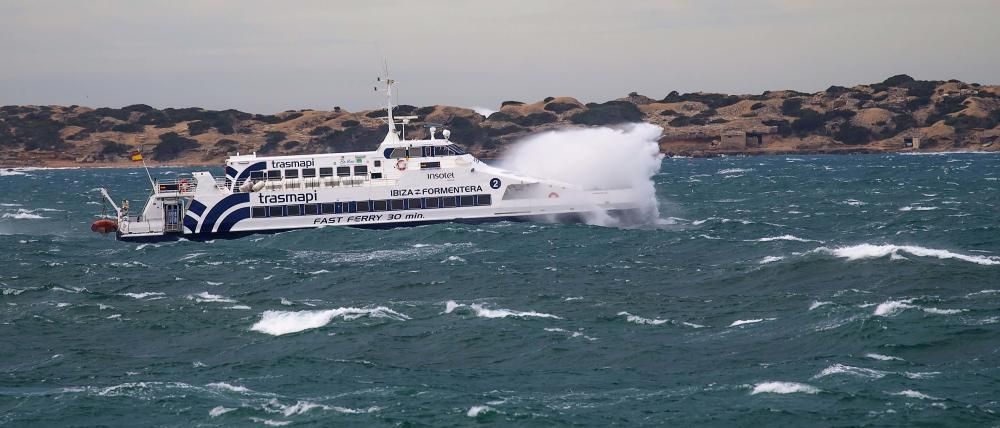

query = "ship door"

[163,202,182,233]
[370,159,384,180]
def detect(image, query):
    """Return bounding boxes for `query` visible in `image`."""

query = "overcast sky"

[1,0,997,113]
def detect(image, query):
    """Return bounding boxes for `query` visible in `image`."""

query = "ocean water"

[1,154,999,426]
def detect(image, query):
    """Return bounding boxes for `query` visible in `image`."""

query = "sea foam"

[251,307,409,336]
[817,244,1000,266]
[445,301,561,319]
[750,382,819,395]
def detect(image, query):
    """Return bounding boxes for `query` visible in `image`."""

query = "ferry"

[96,79,643,242]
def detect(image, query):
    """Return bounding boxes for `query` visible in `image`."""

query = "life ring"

[548,192,559,199]
[179,179,191,192]
[396,159,407,171]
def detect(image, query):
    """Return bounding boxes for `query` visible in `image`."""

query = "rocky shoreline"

[1,74,997,168]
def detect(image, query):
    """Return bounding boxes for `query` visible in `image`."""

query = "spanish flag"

[130,150,143,162]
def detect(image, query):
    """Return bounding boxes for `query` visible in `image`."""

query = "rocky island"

[1,74,997,167]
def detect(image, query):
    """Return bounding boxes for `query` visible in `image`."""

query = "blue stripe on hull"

[188,200,207,217]
[197,193,250,233]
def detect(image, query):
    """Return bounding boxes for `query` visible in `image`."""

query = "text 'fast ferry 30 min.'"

[95,79,644,242]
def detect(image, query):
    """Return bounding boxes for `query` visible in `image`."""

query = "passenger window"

[372,200,387,211]
[407,198,422,209]
[267,170,282,181]
[284,169,299,179]
[346,202,356,213]
[390,148,406,158]
[286,205,301,216]
[441,196,457,208]
[268,206,284,217]
[319,167,334,177]
[406,147,421,157]
[321,203,337,214]
[354,165,368,176]
[302,168,317,178]
[434,146,450,156]
[425,197,440,208]
[371,172,383,179]
[250,171,265,180]
[251,206,267,218]
[477,194,492,206]
[449,144,466,155]
[459,195,475,206]
[336,166,351,177]
[356,201,370,212]
[390,199,404,210]
[304,204,319,215]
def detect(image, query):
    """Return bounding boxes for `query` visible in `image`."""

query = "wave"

[718,168,753,175]
[729,318,774,327]
[814,363,937,380]
[2,209,47,219]
[751,234,821,243]
[251,307,409,336]
[249,417,291,426]
[890,390,940,400]
[815,244,1000,266]
[873,299,966,317]
[865,353,904,361]
[899,205,939,211]
[467,405,495,417]
[750,382,819,395]
[187,292,236,303]
[814,363,888,379]
[445,301,560,319]
[209,406,236,417]
[617,311,704,328]
[206,382,252,393]
[808,301,832,310]
[121,292,165,300]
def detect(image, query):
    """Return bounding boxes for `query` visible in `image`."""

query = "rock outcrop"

[1,75,997,167]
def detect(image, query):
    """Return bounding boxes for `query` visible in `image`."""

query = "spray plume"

[498,123,665,227]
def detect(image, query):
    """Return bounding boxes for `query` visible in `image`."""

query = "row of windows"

[383,144,466,159]
[250,195,492,218]
[251,165,375,182]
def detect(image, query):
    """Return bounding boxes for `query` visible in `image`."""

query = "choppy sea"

[1,153,998,426]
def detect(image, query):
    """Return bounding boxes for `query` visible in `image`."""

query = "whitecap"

[209,406,235,417]
[865,353,904,361]
[729,318,775,327]
[121,292,165,299]
[251,307,409,336]
[891,390,939,400]
[445,301,560,319]
[2,209,46,219]
[206,382,252,393]
[718,168,752,175]
[816,244,1000,266]
[759,256,785,264]
[332,406,380,414]
[226,305,252,310]
[899,206,939,211]
[751,235,821,243]
[808,301,832,310]
[467,405,495,417]
[873,299,916,317]
[750,382,819,395]
[187,292,236,303]
[249,417,291,426]
[617,311,668,325]
[873,299,965,317]
[813,363,888,379]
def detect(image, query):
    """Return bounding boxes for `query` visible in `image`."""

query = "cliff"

[1,74,998,167]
